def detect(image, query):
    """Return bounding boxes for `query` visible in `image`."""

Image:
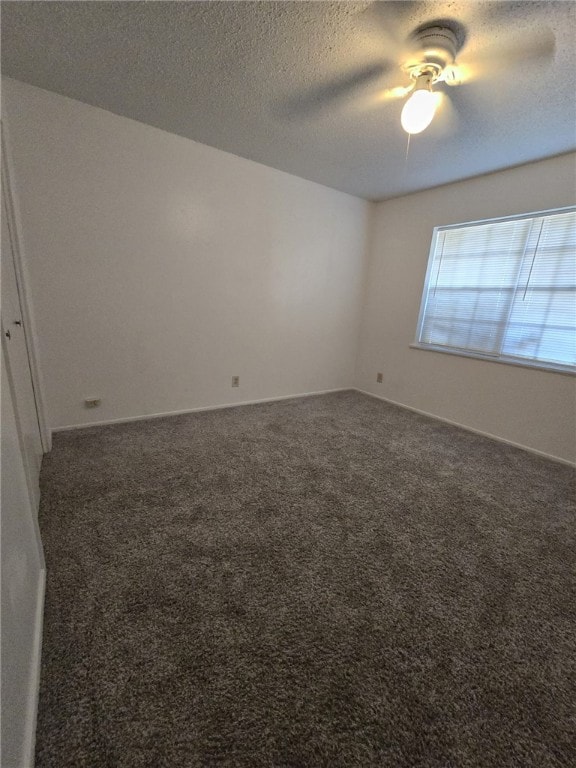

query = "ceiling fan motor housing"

[404,25,460,81]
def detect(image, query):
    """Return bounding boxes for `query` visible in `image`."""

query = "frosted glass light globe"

[401,89,438,134]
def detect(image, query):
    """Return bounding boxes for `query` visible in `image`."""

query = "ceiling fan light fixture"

[401,73,437,134]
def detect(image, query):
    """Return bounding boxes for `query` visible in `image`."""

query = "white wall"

[2,78,369,429]
[356,153,576,464]
[1,340,45,768]
[3,78,575,462]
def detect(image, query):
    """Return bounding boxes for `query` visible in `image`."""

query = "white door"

[1,191,43,510]
[1,340,45,768]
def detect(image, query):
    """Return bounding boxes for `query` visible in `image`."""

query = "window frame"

[412,206,576,376]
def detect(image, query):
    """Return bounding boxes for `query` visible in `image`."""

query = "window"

[414,207,576,373]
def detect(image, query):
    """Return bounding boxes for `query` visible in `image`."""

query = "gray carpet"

[36,390,575,768]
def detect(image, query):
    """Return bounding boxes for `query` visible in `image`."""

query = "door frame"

[2,123,51,453]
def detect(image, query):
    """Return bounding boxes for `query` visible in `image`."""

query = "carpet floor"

[36,390,575,767]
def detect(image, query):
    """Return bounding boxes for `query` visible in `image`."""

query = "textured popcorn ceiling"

[2,1,575,200]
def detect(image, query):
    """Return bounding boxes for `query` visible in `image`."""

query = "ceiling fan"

[396,24,463,134]
[282,7,556,139]
[376,15,556,136]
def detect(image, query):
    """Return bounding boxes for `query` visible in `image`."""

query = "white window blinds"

[416,208,576,372]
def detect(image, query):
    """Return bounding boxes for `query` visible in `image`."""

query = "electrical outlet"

[376,372,383,384]
[84,398,101,408]
[231,376,240,388]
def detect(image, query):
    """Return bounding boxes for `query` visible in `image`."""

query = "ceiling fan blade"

[430,91,459,137]
[457,26,556,84]
[276,62,394,120]
[378,84,414,103]
[350,81,413,116]
[354,1,408,61]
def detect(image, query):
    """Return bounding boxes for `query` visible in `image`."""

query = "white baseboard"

[52,386,574,465]
[22,568,46,768]
[354,388,575,467]
[52,388,351,433]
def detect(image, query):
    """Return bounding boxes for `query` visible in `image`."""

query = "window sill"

[409,343,576,376]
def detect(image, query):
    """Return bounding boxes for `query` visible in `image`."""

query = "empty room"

[1,1,575,767]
